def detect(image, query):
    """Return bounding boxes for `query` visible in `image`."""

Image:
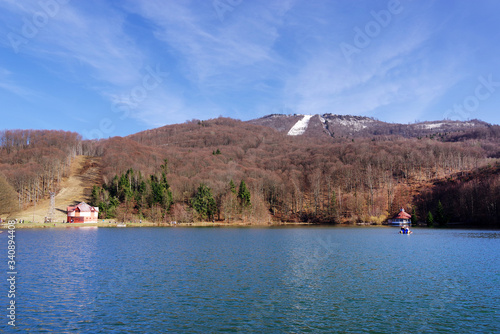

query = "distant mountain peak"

[248,114,492,139]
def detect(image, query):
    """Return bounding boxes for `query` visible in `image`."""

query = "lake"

[1,226,499,333]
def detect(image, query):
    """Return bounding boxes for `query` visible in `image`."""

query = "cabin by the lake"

[67,202,99,223]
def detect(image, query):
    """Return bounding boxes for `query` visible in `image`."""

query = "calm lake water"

[1,226,499,333]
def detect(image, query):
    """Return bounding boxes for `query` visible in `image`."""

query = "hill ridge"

[248,113,490,138]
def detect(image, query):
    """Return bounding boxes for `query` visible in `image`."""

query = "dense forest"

[1,117,499,227]
[416,162,500,227]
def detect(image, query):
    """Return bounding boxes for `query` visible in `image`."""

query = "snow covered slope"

[248,114,491,139]
[287,115,313,136]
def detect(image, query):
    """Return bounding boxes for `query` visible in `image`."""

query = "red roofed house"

[67,202,99,223]
[388,208,412,226]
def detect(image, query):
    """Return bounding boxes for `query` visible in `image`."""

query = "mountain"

[1,116,499,227]
[248,113,492,139]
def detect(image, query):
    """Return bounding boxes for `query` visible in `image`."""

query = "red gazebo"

[388,208,411,226]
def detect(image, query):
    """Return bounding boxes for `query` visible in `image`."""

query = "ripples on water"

[1,227,498,332]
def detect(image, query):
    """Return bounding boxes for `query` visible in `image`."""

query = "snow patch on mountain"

[419,123,444,130]
[287,115,313,136]
[418,121,477,130]
[328,117,372,131]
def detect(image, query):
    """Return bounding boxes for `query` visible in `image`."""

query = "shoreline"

[0,220,317,229]
[1,222,495,230]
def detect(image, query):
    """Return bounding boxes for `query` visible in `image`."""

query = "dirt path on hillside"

[15,156,102,223]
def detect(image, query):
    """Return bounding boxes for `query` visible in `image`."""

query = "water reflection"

[11,227,500,333]
[19,229,99,331]
[457,231,500,239]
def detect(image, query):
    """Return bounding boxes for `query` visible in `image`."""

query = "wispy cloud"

[0,1,183,127]
[0,67,40,99]
[127,0,292,91]
[0,81,35,98]
[1,0,499,135]
[0,2,144,85]
[29,4,144,85]
[281,3,468,122]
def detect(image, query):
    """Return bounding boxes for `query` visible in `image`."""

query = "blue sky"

[1,0,500,138]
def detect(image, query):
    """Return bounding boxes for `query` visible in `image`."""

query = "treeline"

[90,166,172,222]
[89,117,495,224]
[90,164,266,223]
[0,129,82,211]
[443,125,500,158]
[416,162,500,227]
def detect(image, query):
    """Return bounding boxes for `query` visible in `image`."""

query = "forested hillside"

[0,130,83,214]
[416,162,500,227]
[1,117,499,227]
[88,117,498,226]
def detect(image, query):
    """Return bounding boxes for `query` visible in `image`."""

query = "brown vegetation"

[92,117,497,225]
[0,130,102,220]
[1,117,499,227]
[416,162,500,227]
[0,173,17,216]
[0,130,82,210]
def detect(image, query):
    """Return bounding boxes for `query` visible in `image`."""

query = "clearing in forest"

[15,156,102,223]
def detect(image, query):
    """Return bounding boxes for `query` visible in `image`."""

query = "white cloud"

[1,0,499,132]
[281,9,467,122]
[33,4,144,86]
[0,1,184,126]
[127,0,292,90]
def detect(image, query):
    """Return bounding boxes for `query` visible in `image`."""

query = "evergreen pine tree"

[160,159,169,174]
[436,200,447,227]
[237,180,251,207]
[139,180,147,194]
[90,185,100,207]
[229,180,236,194]
[426,211,434,227]
[192,184,217,221]
[411,207,418,225]
[118,171,133,201]
[149,173,173,211]
[150,175,163,204]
